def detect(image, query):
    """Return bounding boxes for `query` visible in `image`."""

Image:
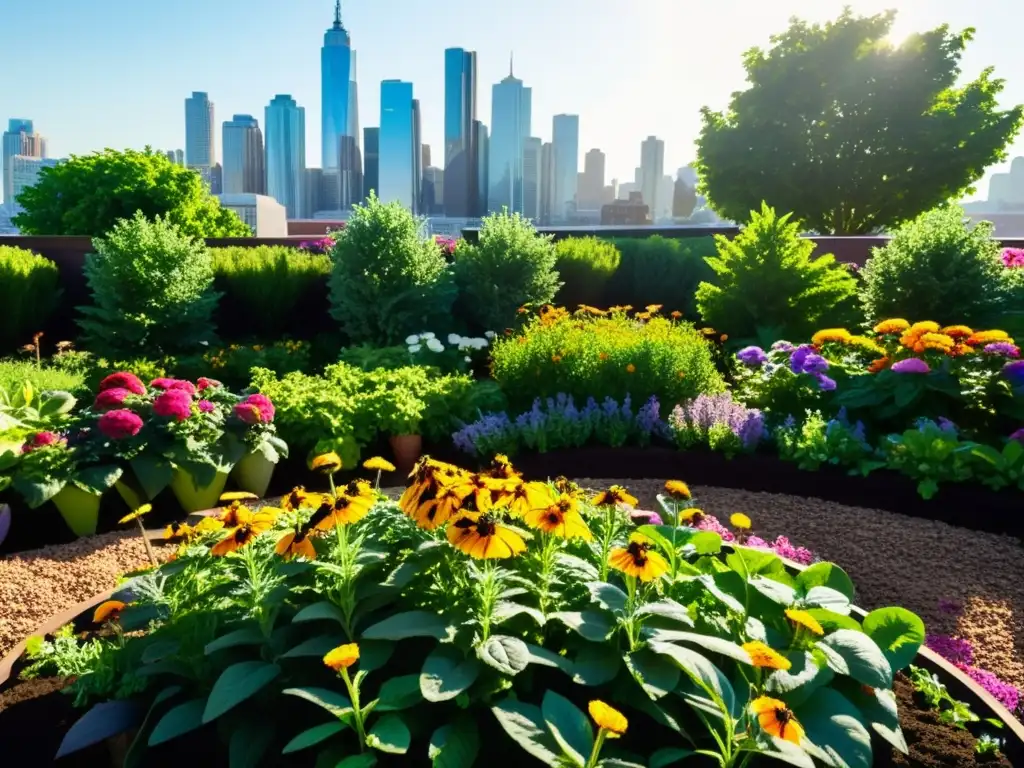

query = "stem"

[136,519,158,568]
[668,501,680,578]
[625,575,640,651]
[374,469,382,491]
[585,729,608,768]
[479,563,498,643]
[598,505,615,581]
[341,667,367,751]
[537,535,557,617]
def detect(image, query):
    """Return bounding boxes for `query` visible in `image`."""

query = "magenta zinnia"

[197,377,221,391]
[234,393,275,424]
[891,358,931,374]
[21,431,62,453]
[150,378,197,395]
[198,399,216,413]
[98,371,145,395]
[98,409,144,439]
[93,387,132,411]
[153,389,194,421]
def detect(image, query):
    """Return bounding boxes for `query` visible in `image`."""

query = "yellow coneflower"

[608,533,668,582]
[663,480,691,501]
[93,600,127,624]
[446,512,526,559]
[275,529,317,560]
[501,481,554,519]
[210,509,277,556]
[679,508,705,524]
[323,643,360,671]
[164,522,194,543]
[524,494,593,540]
[742,641,792,670]
[311,452,343,474]
[784,608,825,636]
[588,700,628,737]
[592,485,638,508]
[750,697,804,744]
[363,456,396,473]
[730,513,752,530]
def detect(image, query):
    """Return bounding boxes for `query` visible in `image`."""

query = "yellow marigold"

[626,363,636,374]
[966,330,1013,346]
[363,456,396,473]
[908,321,940,335]
[743,641,791,670]
[941,325,974,340]
[811,328,852,345]
[730,513,751,530]
[917,332,955,352]
[785,608,825,636]
[323,643,360,671]
[311,452,342,474]
[873,319,910,335]
[663,480,691,500]
[588,700,628,736]
[846,335,886,356]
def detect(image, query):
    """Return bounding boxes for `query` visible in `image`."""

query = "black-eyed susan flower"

[315,492,373,529]
[400,457,465,516]
[750,696,804,744]
[93,600,126,624]
[679,508,705,524]
[553,476,581,497]
[608,533,668,581]
[323,643,360,671]
[446,512,526,559]
[592,485,638,508]
[484,454,521,481]
[449,473,515,513]
[785,608,824,636]
[730,513,752,530]
[524,494,593,540]
[501,481,554,519]
[282,487,310,512]
[164,522,195,543]
[276,529,316,560]
[363,456,395,473]
[311,452,343,474]
[663,480,691,501]
[194,516,226,534]
[210,509,277,556]
[589,700,628,737]
[742,641,792,670]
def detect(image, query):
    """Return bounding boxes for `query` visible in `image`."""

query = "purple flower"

[956,664,1021,712]
[770,535,814,565]
[814,373,837,391]
[983,342,1021,358]
[1009,427,1024,444]
[927,634,975,666]
[737,346,768,367]
[1004,360,1024,386]
[938,597,963,616]
[198,399,215,413]
[669,393,765,452]
[891,358,931,374]
[789,345,816,373]
[630,509,663,526]
[771,341,795,353]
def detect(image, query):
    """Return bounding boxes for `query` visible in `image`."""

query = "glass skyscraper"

[488,59,531,214]
[185,92,215,168]
[474,120,489,215]
[321,0,361,210]
[222,114,265,195]
[265,95,306,219]
[552,114,580,222]
[378,80,417,211]
[363,126,379,200]
[443,48,477,217]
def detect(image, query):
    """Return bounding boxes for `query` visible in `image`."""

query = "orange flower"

[751,697,804,744]
[670,310,682,319]
[941,325,973,340]
[626,363,636,374]
[592,485,638,507]
[867,356,890,373]
[598,352,609,361]
[275,529,316,560]
[323,643,360,671]
[608,533,668,581]
[524,494,593,540]
[966,330,1012,346]
[211,508,277,556]
[743,641,791,670]
[93,600,126,624]
[551,354,562,363]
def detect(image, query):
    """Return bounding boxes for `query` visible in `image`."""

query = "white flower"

[448,333,462,346]
[471,338,489,350]
[408,344,422,353]
[484,331,495,339]
[420,331,436,340]
[405,335,420,345]
[464,356,472,363]
[426,338,445,353]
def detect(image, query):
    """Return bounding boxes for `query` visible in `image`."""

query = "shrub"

[0,360,86,399]
[211,246,331,338]
[860,206,1005,327]
[328,194,456,345]
[0,246,61,352]
[454,210,561,332]
[78,212,221,357]
[552,237,621,309]
[491,306,724,410]
[175,340,312,389]
[696,203,858,344]
[603,236,717,319]
[337,343,413,372]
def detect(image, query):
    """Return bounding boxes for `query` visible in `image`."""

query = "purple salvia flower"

[1009,427,1024,444]
[814,373,837,391]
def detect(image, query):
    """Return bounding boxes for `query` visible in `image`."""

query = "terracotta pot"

[169,468,229,513]
[231,451,276,498]
[51,485,102,538]
[389,434,423,476]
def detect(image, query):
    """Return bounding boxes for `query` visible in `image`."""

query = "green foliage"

[696,9,1024,234]
[552,237,621,309]
[454,211,561,332]
[337,344,412,372]
[328,194,456,345]
[491,307,724,410]
[879,420,977,499]
[12,148,250,237]
[0,246,61,351]
[604,236,717,319]
[0,360,86,400]
[1002,265,1024,341]
[177,340,312,390]
[774,411,882,475]
[860,207,1006,326]
[78,212,222,357]
[696,204,858,344]
[211,246,331,338]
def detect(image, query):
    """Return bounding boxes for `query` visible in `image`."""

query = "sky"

[2,0,1022,198]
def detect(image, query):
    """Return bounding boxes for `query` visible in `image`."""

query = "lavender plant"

[667,392,766,457]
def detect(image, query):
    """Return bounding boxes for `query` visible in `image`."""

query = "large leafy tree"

[696,9,1023,234]
[13,148,251,237]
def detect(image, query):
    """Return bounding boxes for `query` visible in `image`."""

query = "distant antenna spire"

[333,0,342,27]
[509,51,514,77]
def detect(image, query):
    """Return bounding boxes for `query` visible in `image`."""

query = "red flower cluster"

[197,377,221,392]
[98,409,144,440]
[94,387,132,411]
[234,393,275,425]
[150,378,197,395]
[98,372,145,396]
[153,389,194,421]
[21,431,63,454]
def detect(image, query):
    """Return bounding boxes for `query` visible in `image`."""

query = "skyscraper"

[540,141,555,224]
[222,115,265,195]
[474,120,489,215]
[640,136,665,221]
[412,98,423,215]
[421,144,431,169]
[578,148,605,211]
[321,0,361,210]
[488,55,531,214]
[164,149,184,165]
[185,92,215,168]
[265,95,306,218]
[2,119,45,208]
[444,47,478,217]
[363,127,379,200]
[552,114,579,222]
[523,137,542,221]
[378,80,417,210]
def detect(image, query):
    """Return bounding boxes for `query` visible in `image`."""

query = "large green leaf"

[550,610,615,641]
[636,598,694,626]
[587,581,628,613]
[645,630,753,666]
[282,687,353,718]
[130,455,173,499]
[478,634,530,676]
[861,607,925,673]
[802,586,852,615]
[282,722,346,754]
[572,642,622,686]
[541,690,594,767]
[228,719,276,767]
[797,563,855,601]
[13,473,64,508]
[56,700,143,758]
[805,609,862,634]
[361,610,449,640]
[73,464,123,494]
[649,748,696,768]
[818,630,893,689]
[421,645,482,702]
[766,650,834,707]
[492,699,563,764]
[648,641,735,719]
[794,688,873,768]
[148,699,206,746]
[292,601,347,626]
[203,661,281,722]
[375,674,423,712]
[334,756,378,768]
[280,633,346,659]
[204,627,265,655]
[726,547,786,578]
[429,715,480,768]
[626,648,681,699]
[366,714,410,754]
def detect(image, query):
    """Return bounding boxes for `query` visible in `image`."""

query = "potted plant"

[224,386,288,497]
[363,377,426,474]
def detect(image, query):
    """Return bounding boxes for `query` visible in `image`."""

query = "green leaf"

[572,642,622,686]
[523,642,573,672]
[541,690,594,767]
[141,640,181,664]
[794,688,873,768]
[203,661,281,722]
[861,607,925,673]
[492,601,546,626]
[649,748,696,768]
[634,523,675,555]
[56,700,143,758]
[73,464,123,494]
[636,599,693,626]
[698,573,745,613]
[282,722,345,754]
[766,650,835,706]
[689,531,722,555]
[375,674,423,712]
[334,756,378,768]
[805,609,862,634]
[647,641,735,719]
[282,687,353,718]
[280,633,346,659]
[726,547,786,578]
[204,627,265,655]
[361,610,448,640]
[478,634,530,676]
[429,716,480,768]
[229,720,276,767]
[359,640,396,672]
[626,648,681,699]
[366,714,410,754]
[492,699,563,765]
[292,600,348,626]
[38,391,77,417]
[130,455,173,499]
[14,473,65,508]
[645,630,753,666]
[797,562,855,601]
[421,645,483,702]
[148,698,206,746]
[848,684,907,754]
[587,581,628,613]
[550,610,615,641]
[819,630,893,689]
[802,586,852,615]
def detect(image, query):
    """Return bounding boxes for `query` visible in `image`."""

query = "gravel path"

[2,483,1021,696]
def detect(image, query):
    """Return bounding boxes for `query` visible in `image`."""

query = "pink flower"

[153,389,193,421]
[234,393,275,424]
[93,387,132,411]
[198,399,215,413]
[197,377,221,392]
[21,431,63,454]
[891,358,931,374]
[98,372,145,395]
[1002,247,1024,268]
[984,342,1021,358]
[1010,428,1024,444]
[150,378,197,395]
[98,409,144,439]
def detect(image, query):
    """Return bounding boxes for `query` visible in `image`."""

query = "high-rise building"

[488,56,531,214]
[421,166,443,215]
[379,80,417,210]
[265,94,306,218]
[222,115,265,195]
[540,141,555,224]
[363,127,379,200]
[640,136,665,220]
[412,98,423,214]
[305,168,324,217]
[551,114,579,221]
[164,149,184,165]
[578,148,605,211]
[185,92,215,168]
[444,47,478,217]
[8,156,60,212]
[321,0,361,210]
[421,144,431,169]
[474,120,489,215]
[523,137,542,221]
[2,119,46,208]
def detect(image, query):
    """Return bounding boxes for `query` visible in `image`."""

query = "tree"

[13,148,251,237]
[695,9,1023,235]
[673,177,697,218]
